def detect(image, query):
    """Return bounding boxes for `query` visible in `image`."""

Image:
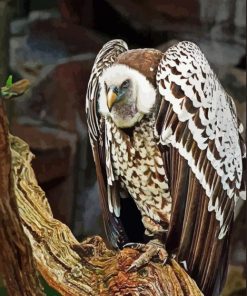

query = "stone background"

[0,0,246,295]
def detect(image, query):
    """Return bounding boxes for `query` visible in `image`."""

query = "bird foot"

[124,239,168,272]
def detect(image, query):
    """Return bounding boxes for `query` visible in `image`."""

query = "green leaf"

[6,75,13,88]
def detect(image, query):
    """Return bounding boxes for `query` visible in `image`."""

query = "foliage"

[1,75,30,99]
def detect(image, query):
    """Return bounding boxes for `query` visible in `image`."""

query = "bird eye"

[121,79,130,89]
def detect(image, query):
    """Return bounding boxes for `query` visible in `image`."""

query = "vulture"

[86,39,245,296]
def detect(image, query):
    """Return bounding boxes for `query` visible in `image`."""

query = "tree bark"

[0,94,203,295]
[0,98,44,295]
[0,0,10,86]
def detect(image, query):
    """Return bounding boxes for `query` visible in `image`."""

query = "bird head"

[98,64,156,128]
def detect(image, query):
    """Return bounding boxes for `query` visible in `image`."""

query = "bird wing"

[155,41,245,295]
[86,39,129,248]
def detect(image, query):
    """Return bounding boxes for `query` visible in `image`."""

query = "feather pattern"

[86,39,129,247]
[86,39,128,143]
[156,41,244,238]
[155,41,245,295]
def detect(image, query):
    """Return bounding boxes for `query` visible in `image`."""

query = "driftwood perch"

[0,99,44,295]
[0,93,203,295]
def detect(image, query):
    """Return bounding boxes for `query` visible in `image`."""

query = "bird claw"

[124,239,168,272]
[123,242,145,250]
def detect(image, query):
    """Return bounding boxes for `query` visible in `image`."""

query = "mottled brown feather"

[116,49,163,86]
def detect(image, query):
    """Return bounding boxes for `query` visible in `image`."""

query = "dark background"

[0,0,246,295]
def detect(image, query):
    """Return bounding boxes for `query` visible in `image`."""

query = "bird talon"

[123,242,146,251]
[125,239,168,272]
[157,247,168,263]
[162,257,168,266]
[126,263,138,273]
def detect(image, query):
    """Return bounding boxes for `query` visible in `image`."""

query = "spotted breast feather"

[106,115,172,237]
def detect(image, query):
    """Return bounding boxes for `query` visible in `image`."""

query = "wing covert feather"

[86,39,129,247]
[156,41,244,237]
[155,41,244,295]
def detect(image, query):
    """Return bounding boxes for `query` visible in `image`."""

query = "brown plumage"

[116,49,163,86]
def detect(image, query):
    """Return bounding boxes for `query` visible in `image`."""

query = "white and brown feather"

[156,41,244,238]
[106,115,172,236]
[86,39,130,247]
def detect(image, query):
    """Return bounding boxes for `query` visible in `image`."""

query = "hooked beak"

[107,88,118,111]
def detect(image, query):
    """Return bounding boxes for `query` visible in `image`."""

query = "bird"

[86,39,245,296]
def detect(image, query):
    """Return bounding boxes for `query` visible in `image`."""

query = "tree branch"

[0,98,44,295]
[9,132,203,296]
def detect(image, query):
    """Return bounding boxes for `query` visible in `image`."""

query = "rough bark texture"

[9,134,203,295]
[0,92,203,295]
[0,99,44,296]
[0,0,9,86]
